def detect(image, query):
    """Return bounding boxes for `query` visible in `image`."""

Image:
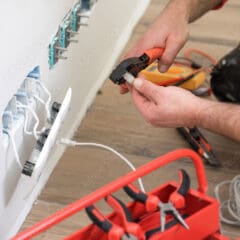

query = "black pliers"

[85,195,145,239]
[124,169,190,232]
[110,48,164,85]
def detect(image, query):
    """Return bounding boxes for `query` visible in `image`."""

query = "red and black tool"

[177,127,221,167]
[85,204,137,240]
[105,195,145,240]
[124,169,190,232]
[110,48,164,85]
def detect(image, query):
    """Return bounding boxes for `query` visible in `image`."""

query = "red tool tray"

[13,149,230,240]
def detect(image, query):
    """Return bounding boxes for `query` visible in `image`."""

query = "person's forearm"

[165,0,222,23]
[195,99,240,141]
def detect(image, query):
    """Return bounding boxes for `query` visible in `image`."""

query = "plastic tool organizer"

[13,149,229,240]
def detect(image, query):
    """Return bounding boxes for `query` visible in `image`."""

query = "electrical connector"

[49,36,60,68]
[48,36,67,69]
[49,102,61,124]
[59,14,78,49]
[59,20,71,48]
[59,138,78,146]
[71,3,81,32]
[22,128,50,176]
[81,0,96,10]
[71,2,90,32]
[22,88,72,177]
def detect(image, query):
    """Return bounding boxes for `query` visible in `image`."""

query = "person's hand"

[131,78,201,128]
[127,5,189,72]
[120,2,189,94]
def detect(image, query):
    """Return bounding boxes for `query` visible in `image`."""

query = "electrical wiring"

[3,128,23,168]
[17,102,40,140]
[32,94,50,133]
[32,94,45,105]
[23,113,33,136]
[60,138,146,192]
[184,48,218,66]
[215,175,240,226]
[172,48,218,94]
[35,80,52,120]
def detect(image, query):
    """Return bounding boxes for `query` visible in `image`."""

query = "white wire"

[17,102,40,140]
[36,80,51,120]
[32,94,50,134]
[23,105,44,136]
[215,175,240,226]
[23,112,33,135]
[60,138,146,192]
[3,129,23,168]
[33,94,51,122]
[32,94,45,105]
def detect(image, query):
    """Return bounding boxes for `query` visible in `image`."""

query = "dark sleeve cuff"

[213,0,228,10]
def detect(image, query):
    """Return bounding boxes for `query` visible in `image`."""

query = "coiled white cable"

[215,175,240,226]
[60,138,145,192]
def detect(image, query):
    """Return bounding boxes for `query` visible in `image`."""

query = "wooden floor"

[21,0,240,239]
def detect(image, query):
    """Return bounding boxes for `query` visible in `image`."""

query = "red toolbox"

[13,149,230,240]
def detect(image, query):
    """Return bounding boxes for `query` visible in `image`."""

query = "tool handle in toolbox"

[141,48,164,65]
[85,205,113,233]
[105,195,145,240]
[123,184,148,204]
[124,169,190,210]
[123,184,159,212]
[105,195,133,223]
[176,169,190,196]
[169,169,190,209]
[13,149,207,240]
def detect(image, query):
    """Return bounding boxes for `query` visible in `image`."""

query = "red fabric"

[213,0,228,10]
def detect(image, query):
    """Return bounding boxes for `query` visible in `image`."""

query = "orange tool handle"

[143,47,164,64]
[13,149,207,240]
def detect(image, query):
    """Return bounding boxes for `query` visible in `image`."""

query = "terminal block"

[71,2,89,32]
[59,13,78,48]
[48,36,67,69]
[71,3,81,32]
[59,18,72,48]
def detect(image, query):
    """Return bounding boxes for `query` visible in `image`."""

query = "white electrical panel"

[0,0,150,238]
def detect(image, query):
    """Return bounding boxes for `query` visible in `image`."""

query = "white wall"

[0,0,150,239]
